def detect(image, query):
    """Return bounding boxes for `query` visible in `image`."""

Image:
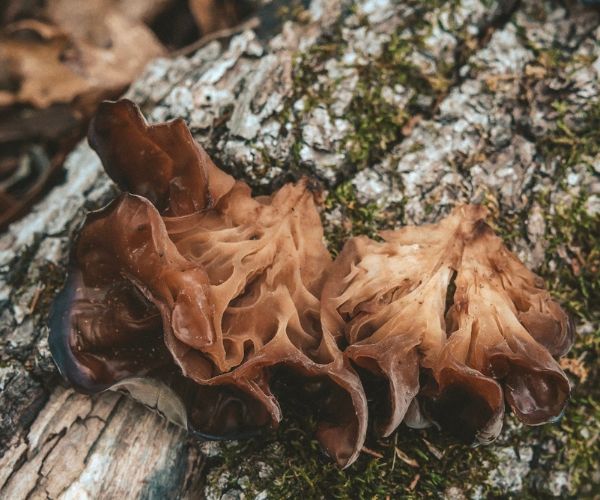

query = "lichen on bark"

[1,0,599,498]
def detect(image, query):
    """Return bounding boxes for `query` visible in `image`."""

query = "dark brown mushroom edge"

[49,99,368,467]
[321,205,574,444]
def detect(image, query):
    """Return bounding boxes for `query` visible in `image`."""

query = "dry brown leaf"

[401,114,422,136]
[422,438,444,460]
[560,356,588,383]
[0,5,165,108]
[525,64,547,79]
[0,1,172,228]
[394,447,419,468]
[361,446,384,459]
[108,0,175,24]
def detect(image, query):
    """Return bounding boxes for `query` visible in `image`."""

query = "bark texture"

[1,0,599,498]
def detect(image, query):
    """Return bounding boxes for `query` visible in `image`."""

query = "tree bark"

[1,0,599,498]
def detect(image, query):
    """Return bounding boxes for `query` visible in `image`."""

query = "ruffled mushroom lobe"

[131,179,366,466]
[452,219,571,425]
[52,99,367,467]
[49,194,272,439]
[49,263,166,394]
[48,199,167,394]
[88,99,234,215]
[322,205,572,442]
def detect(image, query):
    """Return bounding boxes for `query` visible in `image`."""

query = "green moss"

[539,195,600,325]
[322,181,389,254]
[342,31,435,170]
[522,98,600,496]
[542,100,600,168]
[535,98,600,320]
[205,403,500,499]
[531,179,600,498]
[521,388,600,497]
[274,0,481,183]
[276,0,309,24]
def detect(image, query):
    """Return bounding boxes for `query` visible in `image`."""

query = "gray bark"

[1,0,599,497]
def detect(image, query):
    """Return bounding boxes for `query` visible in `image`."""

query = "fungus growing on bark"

[51,99,573,467]
[50,99,367,467]
[321,205,573,442]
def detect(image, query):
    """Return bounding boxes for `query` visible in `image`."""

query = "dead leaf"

[401,114,422,136]
[422,438,444,460]
[100,0,175,25]
[525,64,547,79]
[484,73,516,92]
[29,284,44,313]
[0,11,165,108]
[568,245,585,277]
[394,447,419,468]
[0,0,256,229]
[0,145,70,230]
[409,473,420,491]
[0,0,174,228]
[560,356,588,383]
[0,21,90,108]
[361,446,384,459]
[0,0,43,25]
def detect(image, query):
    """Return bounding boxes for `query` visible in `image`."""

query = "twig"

[394,447,419,468]
[28,285,43,314]
[409,473,420,491]
[422,438,444,460]
[361,446,384,459]
[172,16,261,58]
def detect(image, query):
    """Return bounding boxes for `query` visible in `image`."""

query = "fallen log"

[0,0,598,497]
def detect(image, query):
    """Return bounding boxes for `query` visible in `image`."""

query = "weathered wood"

[1,0,599,497]
[0,387,204,499]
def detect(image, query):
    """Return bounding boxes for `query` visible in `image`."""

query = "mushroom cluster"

[50,100,573,467]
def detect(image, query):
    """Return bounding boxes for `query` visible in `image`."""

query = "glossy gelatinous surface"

[50,99,367,467]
